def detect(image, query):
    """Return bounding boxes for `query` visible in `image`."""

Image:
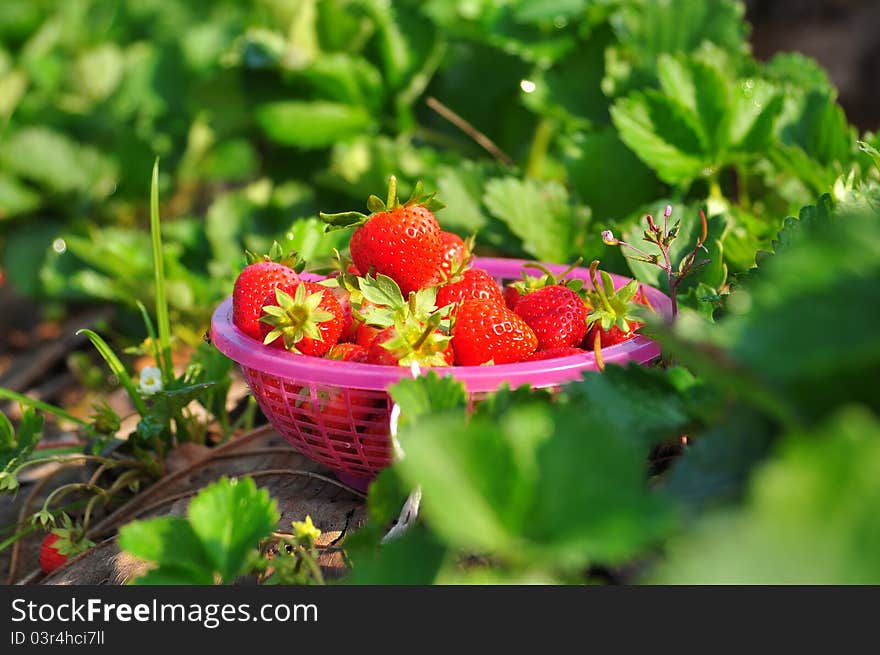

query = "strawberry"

[327,343,368,362]
[355,322,382,350]
[502,259,584,311]
[39,534,67,574]
[583,261,650,348]
[259,282,344,357]
[321,177,445,296]
[232,242,302,340]
[525,346,587,361]
[438,232,471,278]
[514,285,587,350]
[366,325,454,367]
[39,515,93,574]
[331,287,357,343]
[436,268,503,310]
[452,300,538,366]
[351,274,454,367]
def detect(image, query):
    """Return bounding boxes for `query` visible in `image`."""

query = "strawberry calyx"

[373,313,453,367]
[45,514,93,560]
[244,240,304,272]
[584,260,645,335]
[260,286,336,352]
[506,257,584,299]
[319,175,447,231]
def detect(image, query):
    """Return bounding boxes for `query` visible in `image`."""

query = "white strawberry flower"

[138,366,164,395]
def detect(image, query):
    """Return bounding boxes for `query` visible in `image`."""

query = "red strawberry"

[233,245,301,340]
[259,282,344,357]
[322,387,385,431]
[39,516,93,574]
[327,343,368,362]
[452,300,538,366]
[355,322,382,349]
[436,268,503,310]
[502,259,584,311]
[39,534,67,574]
[503,284,524,310]
[525,346,587,361]
[321,177,445,296]
[331,287,357,343]
[514,285,587,350]
[438,232,469,278]
[583,261,650,348]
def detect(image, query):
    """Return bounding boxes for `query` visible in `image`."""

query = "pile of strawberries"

[231,178,652,368]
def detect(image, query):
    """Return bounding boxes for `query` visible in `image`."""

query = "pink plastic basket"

[211,257,671,491]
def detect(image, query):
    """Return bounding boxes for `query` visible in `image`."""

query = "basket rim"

[210,257,670,392]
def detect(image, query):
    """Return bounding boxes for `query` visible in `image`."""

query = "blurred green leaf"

[654,407,880,583]
[483,177,581,262]
[256,101,372,149]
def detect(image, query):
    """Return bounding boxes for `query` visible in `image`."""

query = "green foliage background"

[2,0,876,336]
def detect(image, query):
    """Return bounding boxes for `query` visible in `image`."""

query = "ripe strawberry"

[502,259,584,310]
[259,282,344,357]
[39,534,67,574]
[321,387,385,431]
[452,300,538,366]
[438,232,470,278]
[503,284,525,310]
[514,285,587,350]
[327,343,368,362]
[525,346,587,361]
[436,268,503,310]
[232,243,302,340]
[321,177,445,295]
[331,287,357,343]
[39,515,93,574]
[355,322,382,349]
[583,261,650,348]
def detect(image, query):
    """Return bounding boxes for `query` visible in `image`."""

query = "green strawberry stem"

[601,205,710,316]
[588,260,615,313]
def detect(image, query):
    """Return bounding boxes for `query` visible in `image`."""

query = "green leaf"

[858,140,880,171]
[186,477,279,583]
[561,364,697,449]
[611,91,707,185]
[358,274,405,309]
[255,101,372,149]
[118,517,214,585]
[0,173,40,219]
[396,400,677,569]
[657,55,730,154]
[483,177,579,263]
[563,128,661,221]
[346,524,447,585]
[0,127,117,197]
[77,329,148,417]
[654,408,880,583]
[728,78,784,153]
[388,372,468,428]
[605,0,748,97]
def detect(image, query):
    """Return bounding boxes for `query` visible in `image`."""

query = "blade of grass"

[0,388,92,431]
[151,159,173,382]
[136,300,163,370]
[76,329,149,416]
